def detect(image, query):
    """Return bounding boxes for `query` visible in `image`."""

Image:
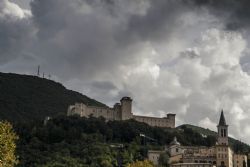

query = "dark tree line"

[13,116,221,166]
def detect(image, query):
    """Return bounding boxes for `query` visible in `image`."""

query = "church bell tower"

[217,110,229,145]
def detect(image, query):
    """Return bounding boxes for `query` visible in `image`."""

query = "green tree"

[159,152,169,167]
[0,121,18,167]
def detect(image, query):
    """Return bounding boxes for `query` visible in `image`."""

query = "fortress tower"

[166,113,176,128]
[120,97,133,120]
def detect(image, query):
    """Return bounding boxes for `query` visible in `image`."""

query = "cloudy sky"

[1,0,250,143]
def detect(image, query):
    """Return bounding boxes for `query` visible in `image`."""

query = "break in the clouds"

[1,0,250,143]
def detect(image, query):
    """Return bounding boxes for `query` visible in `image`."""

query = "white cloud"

[0,0,31,19]
[198,117,217,131]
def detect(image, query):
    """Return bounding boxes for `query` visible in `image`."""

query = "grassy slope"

[0,72,106,122]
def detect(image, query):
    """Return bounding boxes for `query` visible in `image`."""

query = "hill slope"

[178,124,250,153]
[0,72,106,122]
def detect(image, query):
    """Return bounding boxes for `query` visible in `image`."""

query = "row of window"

[138,118,167,123]
[218,148,227,151]
[194,160,216,164]
[218,154,227,158]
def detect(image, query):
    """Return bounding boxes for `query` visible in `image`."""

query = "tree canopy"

[0,121,18,167]
[14,116,222,166]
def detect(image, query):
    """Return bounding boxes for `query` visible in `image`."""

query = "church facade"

[67,97,176,128]
[148,111,248,167]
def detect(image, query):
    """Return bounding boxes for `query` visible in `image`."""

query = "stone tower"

[217,110,229,145]
[167,113,176,128]
[120,97,133,120]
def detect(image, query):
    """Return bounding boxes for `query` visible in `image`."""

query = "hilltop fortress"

[67,97,176,128]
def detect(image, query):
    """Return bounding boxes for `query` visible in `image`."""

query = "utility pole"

[139,133,157,158]
[110,144,124,167]
[43,73,45,78]
[37,65,40,76]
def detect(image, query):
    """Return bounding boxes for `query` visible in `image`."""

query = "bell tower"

[217,110,228,145]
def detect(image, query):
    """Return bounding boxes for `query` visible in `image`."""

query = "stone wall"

[134,115,175,128]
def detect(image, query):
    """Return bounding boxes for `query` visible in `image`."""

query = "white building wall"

[233,154,248,167]
[148,151,164,165]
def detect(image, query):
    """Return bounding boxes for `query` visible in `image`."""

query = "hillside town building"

[67,97,176,128]
[148,111,248,167]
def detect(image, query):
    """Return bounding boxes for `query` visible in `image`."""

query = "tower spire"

[218,110,227,126]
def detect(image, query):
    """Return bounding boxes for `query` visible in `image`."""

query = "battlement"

[120,96,132,102]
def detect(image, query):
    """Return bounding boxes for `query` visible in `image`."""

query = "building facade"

[148,111,248,167]
[67,97,176,128]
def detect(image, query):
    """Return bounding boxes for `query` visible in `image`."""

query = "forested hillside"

[0,72,106,122]
[15,116,250,167]
[14,116,215,167]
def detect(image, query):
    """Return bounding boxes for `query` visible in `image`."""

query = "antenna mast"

[37,65,40,76]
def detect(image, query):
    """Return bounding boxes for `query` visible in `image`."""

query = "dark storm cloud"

[0,0,33,64]
[127,0,190,40]
[91,81,117,90]
[29,0,146,80]
[191,0,250,30]
[27,0,207,80]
